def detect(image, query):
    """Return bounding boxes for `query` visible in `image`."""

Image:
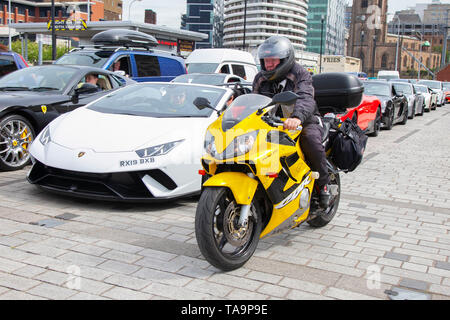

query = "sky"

[122,0,450,29]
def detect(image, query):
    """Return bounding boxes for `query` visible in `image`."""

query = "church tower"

[348,0,389,76]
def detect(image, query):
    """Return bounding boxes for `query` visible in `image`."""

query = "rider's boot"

[319,184,331,208]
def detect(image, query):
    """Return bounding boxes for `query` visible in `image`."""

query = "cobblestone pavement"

[0,105,449,300]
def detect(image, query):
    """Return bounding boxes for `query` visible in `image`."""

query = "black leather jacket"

[252,63,320,125]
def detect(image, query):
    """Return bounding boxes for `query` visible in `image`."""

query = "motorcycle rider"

[252,35,330,208]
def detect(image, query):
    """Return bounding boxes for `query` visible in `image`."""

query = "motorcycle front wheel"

[195,187,262,271]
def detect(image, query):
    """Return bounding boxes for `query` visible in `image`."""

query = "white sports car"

[27,82,233,201]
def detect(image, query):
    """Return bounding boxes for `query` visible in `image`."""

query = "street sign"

[47,19,87,31]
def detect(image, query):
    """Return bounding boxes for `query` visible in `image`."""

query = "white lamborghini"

[27,82,234,201]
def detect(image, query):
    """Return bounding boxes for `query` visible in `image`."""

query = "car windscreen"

[0,66,78,91]
[418,81,441,90]
[0,55,18,77]
[222,94,272,131]
[87,83,227,118]
[55,51,112,68]
[363,82,391,97]
[413,86,426,93]
[393,83,413,95]
[186,63,219,74]
[173,74,227,85]
[378,75,399,80]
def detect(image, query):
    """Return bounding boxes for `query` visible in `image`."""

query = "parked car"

[391,82,424,118]
[172,73,247,85]
[55,29,186,82]
[28,82,235,201]
[347,72,368,80]
[442,82,450,104]
[377,70,400,81]
[0,65,134,171]
[417,80,445,107]
[185,48,258,82]
[414,84,433,112]
[337,94,382,136]
[0,49,28,78]
[363,80,408,130]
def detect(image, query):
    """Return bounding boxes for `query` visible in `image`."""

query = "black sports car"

[363,80,409,130]
[0,65,135,171]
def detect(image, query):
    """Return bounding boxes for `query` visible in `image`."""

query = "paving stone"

[0,272,41,291]
[384,251,410,262]
[399,278,429,291]
[434,261,450,271]
[324,287,381,300]
[0,290,46,300]
[367,232,391,240]
[102,287,153,300]
[27,283,76,300]
[357,216,378,223]
[104,274,151,291]
[97,260,140,275]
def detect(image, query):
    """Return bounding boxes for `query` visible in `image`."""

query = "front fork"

[202,171,259,227]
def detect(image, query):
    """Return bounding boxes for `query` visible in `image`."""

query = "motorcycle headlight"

[39,127,51,145]
[135,140,184,158]
[204,131,217,157]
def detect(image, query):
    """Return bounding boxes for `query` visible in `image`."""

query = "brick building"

[348,0,441,78]
[0,0,122,26]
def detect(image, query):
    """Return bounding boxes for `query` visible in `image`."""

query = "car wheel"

[384,108,394,130]
[408,105,415,119]
[369,108,381,137]
[400,106,408,125]
[0,115,35,171]
[419,103,424,116]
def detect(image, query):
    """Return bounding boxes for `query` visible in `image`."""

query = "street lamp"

[319,15,325,73]
[128,0,143,21]
[8,0,11,50]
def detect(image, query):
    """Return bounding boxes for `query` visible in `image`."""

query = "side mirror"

[193,97,212,110]
[193,97,219,115]
[271,91,300,106]
[114,70,126,77]
[75,83,98,95]
[256,91,300,115]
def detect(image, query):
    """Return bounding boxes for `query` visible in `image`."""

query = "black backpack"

[330,118,368,172]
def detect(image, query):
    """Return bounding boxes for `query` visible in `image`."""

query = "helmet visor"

[257,38,292,60]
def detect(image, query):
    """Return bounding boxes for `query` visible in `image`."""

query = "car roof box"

[92,29,158,49]
[312,72,364,114]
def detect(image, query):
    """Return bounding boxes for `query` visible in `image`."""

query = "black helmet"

[258,36,295,82]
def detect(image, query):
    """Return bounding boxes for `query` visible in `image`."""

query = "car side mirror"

[75,83,98,96]
[114,70,126,77]
[194,97,219,115]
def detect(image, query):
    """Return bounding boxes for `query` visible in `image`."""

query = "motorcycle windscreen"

[221,94,271,131]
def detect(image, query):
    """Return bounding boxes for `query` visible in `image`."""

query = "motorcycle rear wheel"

[195,187,262,271]
[308,172,341,228]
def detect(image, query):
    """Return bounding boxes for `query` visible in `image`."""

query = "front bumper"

[27,160,199,202]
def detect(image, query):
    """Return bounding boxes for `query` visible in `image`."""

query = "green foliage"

[10,40,72,65]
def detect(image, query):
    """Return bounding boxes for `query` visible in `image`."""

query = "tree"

[11,40,71,65]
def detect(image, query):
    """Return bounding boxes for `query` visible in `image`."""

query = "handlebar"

[262,114,303,131]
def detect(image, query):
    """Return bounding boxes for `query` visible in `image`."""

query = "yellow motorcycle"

[193,91,341,271]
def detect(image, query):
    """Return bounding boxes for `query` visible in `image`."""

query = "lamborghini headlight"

[39,127,51,145]
[135,140,184,158]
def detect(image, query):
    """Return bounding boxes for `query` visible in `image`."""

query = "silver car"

[418,80,445,107]
[391,82,424,118]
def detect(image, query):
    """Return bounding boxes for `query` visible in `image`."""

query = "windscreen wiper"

[0,86,31,91]
[30,87,60,91]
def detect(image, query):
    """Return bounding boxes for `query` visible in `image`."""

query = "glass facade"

[185,0,215,49]
[306,0,346,55]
